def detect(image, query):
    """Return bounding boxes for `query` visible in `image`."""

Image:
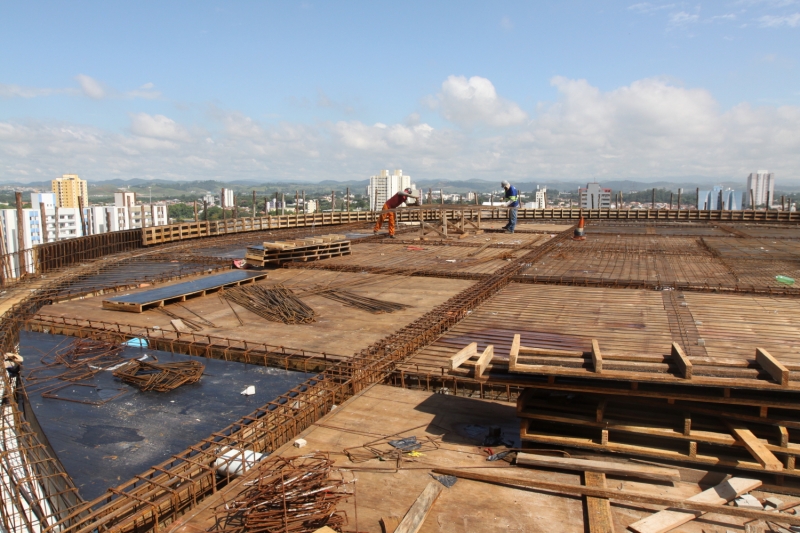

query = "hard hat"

[403,188,420,199]
[501,180,510,188]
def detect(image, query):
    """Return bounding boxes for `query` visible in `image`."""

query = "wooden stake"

[39,202,48,244]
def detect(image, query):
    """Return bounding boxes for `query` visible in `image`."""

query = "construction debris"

[24,338,125,394]
[213,453,350,533]
[112,360,205,392]
[222,284,316,324]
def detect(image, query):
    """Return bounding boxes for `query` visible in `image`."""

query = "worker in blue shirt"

[501,180,520,233]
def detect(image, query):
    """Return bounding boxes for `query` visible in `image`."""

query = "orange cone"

[573,216,586,240]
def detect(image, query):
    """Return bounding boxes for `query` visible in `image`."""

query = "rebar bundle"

[214,453,349,533]
[316,289,411,314]
[112,360,205,392]
[222,284,315,324]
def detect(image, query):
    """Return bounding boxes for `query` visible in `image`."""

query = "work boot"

[505,229,514,234]
[373,230,379,235]
[388,234,396,239]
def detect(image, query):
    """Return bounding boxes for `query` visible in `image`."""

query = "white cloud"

[129,113,191,141]
[669,11,700,25]
[2,84,57,99]
[628,3,676,13]
[758,12,800,25]
[708,13,737,22]
[2,76,800,183]
[1,76,160,101]
[435,75,528,128]
[500,16,513,30]
[75,74,107,100]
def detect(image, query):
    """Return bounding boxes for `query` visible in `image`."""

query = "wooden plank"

[394,480,443,533]
[584,472,614,533]
[379,516,400,533]
[756,347,789,387]
[516,453,680,482]
[725,420,784,472]
[508,334,520,372]
[591,339,603,373]
[170,319,192,333]
[671,342,692,379]
[474,345,494,379]
[628,477,762,533]
[519,420,773,474]
[431,468,778,525]
[518,346,584,357]
[449,343,477,371]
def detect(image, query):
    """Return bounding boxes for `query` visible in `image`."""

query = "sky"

[1,1,799,184]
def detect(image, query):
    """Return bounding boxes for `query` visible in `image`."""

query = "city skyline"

[1,2,799,183]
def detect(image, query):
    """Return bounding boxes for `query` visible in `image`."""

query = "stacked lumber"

[245,235,350,266]
[449,336,800,490]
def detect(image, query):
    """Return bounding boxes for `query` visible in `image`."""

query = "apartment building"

[745,171,775,208]
[579,182,612,209]
[368,169,413,211]
[52,174,88,208]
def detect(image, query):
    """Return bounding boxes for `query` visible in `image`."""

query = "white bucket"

[213,448,266,478]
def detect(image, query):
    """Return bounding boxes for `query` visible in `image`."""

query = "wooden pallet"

[245,240,351,266]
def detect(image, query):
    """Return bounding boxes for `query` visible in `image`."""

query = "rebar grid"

[0,370,85,532]
[25,316,346,371]
[34,226,574,533]
[5,215,800,533]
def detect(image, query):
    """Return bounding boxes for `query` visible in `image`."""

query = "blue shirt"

[504,185,520,208]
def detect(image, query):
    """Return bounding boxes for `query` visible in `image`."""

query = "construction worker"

[374,188,420,238]
[501,180,520,233]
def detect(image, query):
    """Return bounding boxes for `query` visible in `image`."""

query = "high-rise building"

[745,170,775,208]
[221,188,235,208]
[697,187,743,211]
[51,174,88,208]
[368,170,412,211]
[579,182,611,209]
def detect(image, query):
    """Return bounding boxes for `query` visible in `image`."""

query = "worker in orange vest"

[373,188,420,238]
